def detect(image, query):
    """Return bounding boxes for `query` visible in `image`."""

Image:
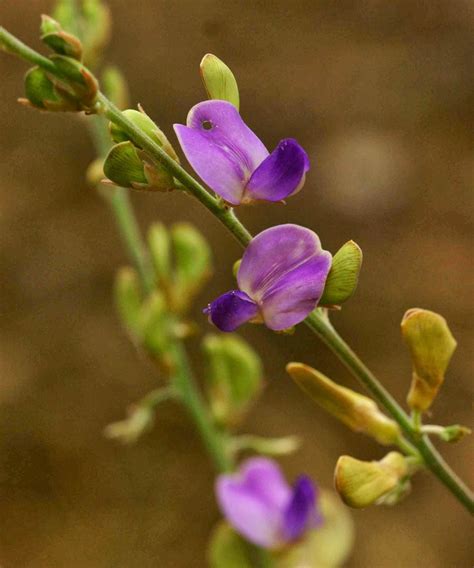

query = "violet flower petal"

[173,101,268,205]
[244,138,309,203]
[237,224,332,330]
[204,290,259,332]
[216,458,291,549]
[260,253,332,330]
[282,476,319,542]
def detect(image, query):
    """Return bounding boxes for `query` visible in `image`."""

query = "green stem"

[170,342,233,472]
[1,26,472,513]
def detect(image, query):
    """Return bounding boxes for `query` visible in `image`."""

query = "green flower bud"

[40,15,83,60]
[335,452,408,508]
[139,291,173,361]
[85,157,104,187]
[21,66,81,112]
[81,0,111,66]
[110,108,179,162]
[200,53,240,110]
[103,141,174,191]
[114,266,143,336]
[49,55,98,108]
[170,223,212,313]
[401,308,457,412]
[101,65,130,110]
[104,404,154,445]
[229,434,300,458]
[148,223,172,286]
[287,362,401,445]
[437,424,471,443]
[320,240,363,307]
[202,334,263,427]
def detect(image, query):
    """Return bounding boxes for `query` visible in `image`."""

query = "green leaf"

[200,53,240,110]
[320,241,362,306]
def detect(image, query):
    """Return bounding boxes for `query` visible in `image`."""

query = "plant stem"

[88,114,232,473]
[1,26,472,513]
[169,342,233,472]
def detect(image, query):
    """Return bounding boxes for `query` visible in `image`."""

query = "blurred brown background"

[1,1,473,566]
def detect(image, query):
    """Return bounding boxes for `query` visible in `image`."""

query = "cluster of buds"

[17,6,109,113]
[288,307,470,509]
[102,108,179,192]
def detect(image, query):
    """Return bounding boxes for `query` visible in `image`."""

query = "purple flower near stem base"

[174,100,309,205]
[216,457,322,550]
[204,224,332,332]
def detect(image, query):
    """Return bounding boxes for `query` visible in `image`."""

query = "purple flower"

[174,101,309,205]
[204,224,332,332]
[216,457,321,549]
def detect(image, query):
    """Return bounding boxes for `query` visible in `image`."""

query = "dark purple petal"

[216,458,291,549]
[237,224,332,330]
[174,101,268,205]
[244,139,309,202]
[204,290,259,332]
[282,476,319,542]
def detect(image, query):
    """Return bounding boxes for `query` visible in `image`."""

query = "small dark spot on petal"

[202,120,213,131]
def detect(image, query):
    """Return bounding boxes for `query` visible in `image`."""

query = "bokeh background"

[1,1,473,566]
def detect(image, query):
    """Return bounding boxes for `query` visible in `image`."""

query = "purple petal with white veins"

[216,458,291,549]
[244,138,309,202]
[204,290,258,332]
[237,225,331,329]
[260,252,331,330]
[174,100,268,204]
[282,476,319,542]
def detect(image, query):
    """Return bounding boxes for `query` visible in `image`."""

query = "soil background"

[0,1,473,566]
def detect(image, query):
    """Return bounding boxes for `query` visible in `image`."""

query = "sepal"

[103,141,175,191]
[319,241,362,307]
[110,108,179,161]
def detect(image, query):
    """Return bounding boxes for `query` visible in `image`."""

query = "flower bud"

[202,334,263,427]
[110,108,179,162]
[114,266,143,336]
[200,53,240,110]
[49,54,98,108]
[40,15,83,60]
[101,65,130,109]
[439,424,471,443]
[81,0,111,66]
[320,241,363,307]
[170,223,212,313]
[335,452,408,508]
[103,141,174,191]
[139,291,173,361]
[287,362,401,445]
[21,66,81,112]
[148,223,172,286]
[104,404,154,445]
[401,308,457,412]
